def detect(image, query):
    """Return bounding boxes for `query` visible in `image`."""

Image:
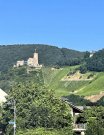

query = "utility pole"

[13,100,16,135]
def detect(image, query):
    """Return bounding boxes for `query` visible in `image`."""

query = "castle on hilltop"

[14,49,42,68]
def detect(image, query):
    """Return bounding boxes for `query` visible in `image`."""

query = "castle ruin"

[14,49,42,68]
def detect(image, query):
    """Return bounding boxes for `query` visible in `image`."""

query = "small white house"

[0,88,8,104]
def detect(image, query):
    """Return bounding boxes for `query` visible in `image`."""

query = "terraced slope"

[43,66,104,98]
[42,66,89,97]
[77,72,104,96]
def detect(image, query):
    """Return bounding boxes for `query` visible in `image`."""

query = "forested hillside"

[0,67,44,92]
[86,49,104,71]
[0,44,84,71]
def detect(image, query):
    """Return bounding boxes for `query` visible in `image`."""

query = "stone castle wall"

[14,50,42,68]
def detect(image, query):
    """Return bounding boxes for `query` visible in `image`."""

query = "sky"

[0,0,104,51]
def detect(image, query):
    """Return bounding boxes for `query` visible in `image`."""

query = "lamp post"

[8,99,16,135]
[13,100,16,135]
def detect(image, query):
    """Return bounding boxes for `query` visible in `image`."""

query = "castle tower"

[33,49,39,66]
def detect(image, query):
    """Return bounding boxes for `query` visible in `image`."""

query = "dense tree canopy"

[79,107,104,135]
[86,49,104,72]
[1,82,72,134]
[0,67,44,92]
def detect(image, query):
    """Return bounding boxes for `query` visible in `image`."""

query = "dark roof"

[61,97,83,113]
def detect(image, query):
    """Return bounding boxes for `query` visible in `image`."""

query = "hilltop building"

[14,60,25,67]
[14,49,42,68]
[27,49,42,68]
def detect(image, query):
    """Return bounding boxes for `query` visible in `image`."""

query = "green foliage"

[86,119,104,135]
[0,67,44,92]
[17,127,73,135]
[86,49,104,72]
[2,82,72,134]
[79,65,87,74]
[96,96,104,106]
[84,51,90,59]
[79,107,104,135]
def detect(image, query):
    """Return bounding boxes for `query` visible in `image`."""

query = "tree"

[86,118,104,135]
[86,49,104,72]
[1,82,72,134]
[79,65,87,74]
[84,51,90,59]
[78,107,104,135]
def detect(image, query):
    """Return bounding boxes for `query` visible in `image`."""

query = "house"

[0,89,7,134]
[0,88,8,105]
[16,60,25,67]
[62,97,87,135]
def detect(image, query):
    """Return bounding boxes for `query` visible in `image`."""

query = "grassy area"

[77,72,104,96]
[42,66,104,97]
[42,66,89,97]
[1,66,104,97]
[17,128,72,135]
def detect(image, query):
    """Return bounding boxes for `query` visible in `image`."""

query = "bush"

[17,127,73,135]
[2,82,72,134]
[79,65,87,74]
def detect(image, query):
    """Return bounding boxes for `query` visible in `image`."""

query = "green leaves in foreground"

[17,127,72,135]
[79,107,104,135]
[2,82,72,134]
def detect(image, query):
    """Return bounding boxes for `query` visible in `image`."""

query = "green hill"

[0,45,104,99]
[77,72,104,96]
[0,44,84,72]
[43,66,104,97]
[84,49,104,72]
[42,66,89,96]
[0,66,44,92]
[1,65,104,100]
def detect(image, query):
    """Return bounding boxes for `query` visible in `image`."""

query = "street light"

[8,99,16,135]
[13,100,16,135]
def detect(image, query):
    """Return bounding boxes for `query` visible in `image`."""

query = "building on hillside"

[14,49,42,68]
[27,58,34,67]
[0,88,8,104]
[62,97,88,135]
[14,60,25,67]
[27,49,42,68]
